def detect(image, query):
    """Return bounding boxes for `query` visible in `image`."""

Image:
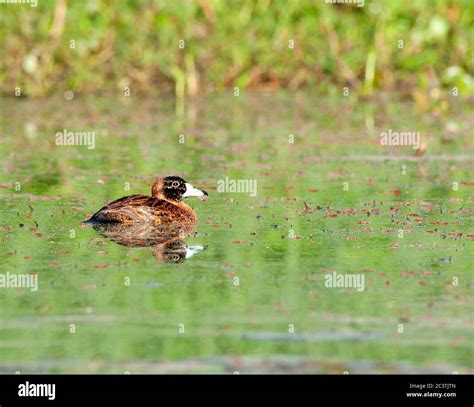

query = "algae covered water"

[0,93,472,373]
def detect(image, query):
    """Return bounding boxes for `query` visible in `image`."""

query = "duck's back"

[87,195,196,224]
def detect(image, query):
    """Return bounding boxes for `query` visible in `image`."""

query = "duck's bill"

[183,183,208,201]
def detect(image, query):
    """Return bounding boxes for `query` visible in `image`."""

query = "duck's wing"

[87,195,193,225]
[87,195,146,223]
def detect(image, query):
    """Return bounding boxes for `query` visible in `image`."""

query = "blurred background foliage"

[1,0,473,98]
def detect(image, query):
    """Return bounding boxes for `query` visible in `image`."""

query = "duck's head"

[151,176,208,202]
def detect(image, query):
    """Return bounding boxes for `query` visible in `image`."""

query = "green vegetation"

[1,0,473,97]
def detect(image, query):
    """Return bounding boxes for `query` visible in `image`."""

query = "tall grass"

[1,0,473,97]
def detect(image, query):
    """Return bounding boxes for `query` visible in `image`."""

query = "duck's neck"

[178,201,198,222]
[153,193,197,222]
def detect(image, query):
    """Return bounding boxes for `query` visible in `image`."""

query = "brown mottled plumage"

[86,176,208,225]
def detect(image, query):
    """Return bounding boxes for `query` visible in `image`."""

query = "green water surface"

[0,93,472,373]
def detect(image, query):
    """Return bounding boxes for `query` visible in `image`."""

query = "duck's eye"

[172,181,180,188]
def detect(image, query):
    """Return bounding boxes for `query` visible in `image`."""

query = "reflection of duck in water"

[152,239,205,263]
[85,176,208,262]
[91,222,205,263]
[86,176,208,225]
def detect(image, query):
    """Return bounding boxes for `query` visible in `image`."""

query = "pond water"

[0,92,472,373]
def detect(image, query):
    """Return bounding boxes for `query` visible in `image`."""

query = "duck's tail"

[82,213,104,224]
[81,217,95,225]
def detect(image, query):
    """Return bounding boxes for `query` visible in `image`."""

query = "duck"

[85,176,208,225]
